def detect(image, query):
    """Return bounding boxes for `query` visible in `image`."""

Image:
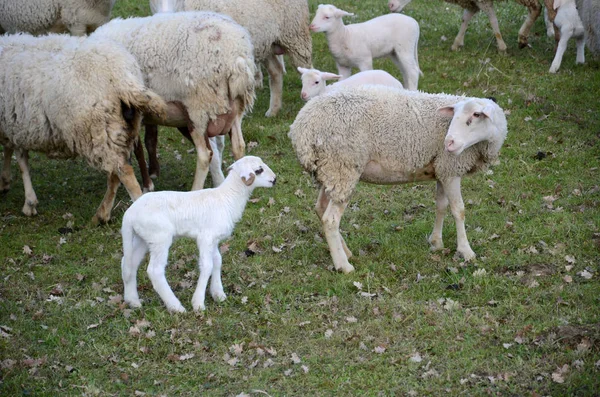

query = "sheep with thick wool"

[0,33,167,223]
[120,156,277,313]
[310,4,422,90]
[388,0,543,52]
[91,12,257,191]
[289,86,507,273]
[149,0,313,118]
[297,67,404,101]
[0,0,116,36]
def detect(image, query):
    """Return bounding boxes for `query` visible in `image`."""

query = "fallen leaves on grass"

[551,364,569,383]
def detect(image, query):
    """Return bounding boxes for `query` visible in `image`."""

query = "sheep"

[388,0,543,52]
[149,0,313,118]
[547,0,585,73]
[120,156,277,313]
[288,86,507,273]
[0,33,167,223]
[576,0,600,57]
[309,4,422,91]
[90,11,257,191]
[297,67,404,101]
[0,0,116,36]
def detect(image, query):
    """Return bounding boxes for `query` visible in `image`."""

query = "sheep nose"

[301,92,308,100]
[272,177,277,186]
[309,24,315,31]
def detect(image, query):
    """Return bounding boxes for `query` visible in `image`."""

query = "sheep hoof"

[168,303,187,313]
[126,299,142,308]
[91,214,109,226]
[22,204,38,217]
[192,303,205,312]
[265,108,279,118]
[211,291,227,302]
[428,235,444,251]
[335,262,355,274]
[456,248,476,262]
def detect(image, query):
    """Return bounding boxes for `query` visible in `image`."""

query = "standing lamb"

[90,12,257,191]
[547,0,585,73]
[289,86,507,273]
[0,0,116,36]
[120,156,277,313]
[388,0,543,52]
[149,0,313,118]
[297,67,404,101]
[0,33,167,223]
[310,4,422,90]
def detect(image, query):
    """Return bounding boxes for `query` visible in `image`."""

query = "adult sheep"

[0,0,116,36]
[0,33,167,223]
[289,86,507,273]
[149,0,313,118]
[91,12,257,191]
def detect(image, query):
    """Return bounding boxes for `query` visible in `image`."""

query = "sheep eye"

[315,81,319,84]
[255,167,264,175]
[473,112,481,118]
[324,16,330,19]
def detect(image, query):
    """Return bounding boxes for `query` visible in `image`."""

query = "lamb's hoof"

[167,303,187,313]
[455,247,476,262]
[265,108,279,118]
[335,261,355,274]
[211,290,227,302]
[518,41,530,49]
[450,43,462,51]
[91,214,109,226]
[192,303,205,312]
[549,66,559,74]
[126,299,142,308]
[22,203,38,217]
[428,235,444,251]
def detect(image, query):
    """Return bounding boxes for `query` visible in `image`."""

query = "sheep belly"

[361,160,436,184]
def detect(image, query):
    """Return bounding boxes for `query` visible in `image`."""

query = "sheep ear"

[241,173,255,186]
[297,67,309,75]
[321,72,342,81]
[481,105,495,122]
[334,9,354,18]
[437,105,455,117]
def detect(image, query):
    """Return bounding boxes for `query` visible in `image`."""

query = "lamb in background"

[149,0,313,118]
[90,12,257,191]
[297,68,404,101]
[388,0,543,52]
[0,0,117,36]
[310,4,422,90]
[547,0,585,73]
[120,156,277,313]
[0,33,167,223]
[289,86,507,273]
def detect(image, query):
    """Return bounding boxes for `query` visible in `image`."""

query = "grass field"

[1,0,599,395]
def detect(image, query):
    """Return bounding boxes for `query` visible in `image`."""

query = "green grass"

[1,0,599,395]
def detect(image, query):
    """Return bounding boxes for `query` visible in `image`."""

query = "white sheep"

[547,0,585,73]
[90,12,257,191]
[576,0,600,57]
[0,33,167,223]
[120,156,277,312]
[149,0,313,118]
[297,67,404,101]
[0,0,116,36]
[310,4,422,91]
[388,0,543,52]
[289,86,507,273]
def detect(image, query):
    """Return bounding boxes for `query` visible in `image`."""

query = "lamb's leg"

[147,239,186,313]
[322,200,354,273]
[122,233,149,308]
[478,1,508,53]
[15,149,38,216]
[0,146,13,192]
[452,8,477,51]
[550,27,574,73]
[315,186,353,259]
[428,181,448,251]
[191,240,216,311]
[356,59,373,72]
[576,36,585,65]
[133,140,154,193]
[442,177,475,261]
[265,54,284,117]
[230,113,245,161]
[336,64,352,80]
[92,172,120,225]
[209,245,226,303]
[145,124,160,179]
[517,0,542,48]
[208,137,225,187]
[391,53,419,91]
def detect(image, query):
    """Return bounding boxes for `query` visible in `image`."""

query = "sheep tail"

[121,87,168,121]
[228,56,257,113]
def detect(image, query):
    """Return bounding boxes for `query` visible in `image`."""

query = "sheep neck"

[325,20,350,54]
[216,174,254,222]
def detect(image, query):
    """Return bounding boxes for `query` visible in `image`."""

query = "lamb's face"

[438,99,499,156]
[309,5,353,32]
[298,67,341,101]
[388,0,412,13]
[229,156,276,188]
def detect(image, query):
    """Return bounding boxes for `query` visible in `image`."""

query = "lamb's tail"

[120,86,168,122]
[228,56,257,113]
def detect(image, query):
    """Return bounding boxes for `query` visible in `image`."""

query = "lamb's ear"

[481,104,495,123]
[297,67,309,75]
[334,9,354,18]
[437,105,455,117]
[321,72,342,81]
[241,173,255,186]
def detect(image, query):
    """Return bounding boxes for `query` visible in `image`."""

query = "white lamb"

[289,86,507,273]
[297,67,404,101]
[310,4,422,90]
[120,156,276,313]
[90,12,257,191]
[0,0,116,36]
[0,33,167,223]
[548,0,585,73]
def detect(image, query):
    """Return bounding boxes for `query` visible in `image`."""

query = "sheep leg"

[336,65,352,80]
[191,240,216,311]
[147,239,186,313]
[479,1,508,53]
[517,1,542,48]
[428,181,448,251]
[92,172,121,225]
[356,59,373,72]
[452,8,477,51]
[189,125,212,191]
[209,245,226,303]
[265,54,284,117]
[117,163,143,202]
[576,36,585,65]
[208,137,225,187]
[322,200,354,273]
[391,53,419,91]
[442,177,475,261]
[122,234,149,308]
[549,27,573,73]
[230,113,245,160]
[315,186,353,259]
[0,146,13,192]
[15,149,38,216]
[133,139,154,193]
[144,124,161,179]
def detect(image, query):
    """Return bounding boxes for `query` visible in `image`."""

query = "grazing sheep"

[310,4,422,90]
[149,0,313,118]
[0,0,116,36]
[547,0,585,73]
[0,33,167,223]
[289,86,507,273]
[91,12,257,191]
[388,0,543,52]
[120,156,277,312]
[297,67,404,101]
